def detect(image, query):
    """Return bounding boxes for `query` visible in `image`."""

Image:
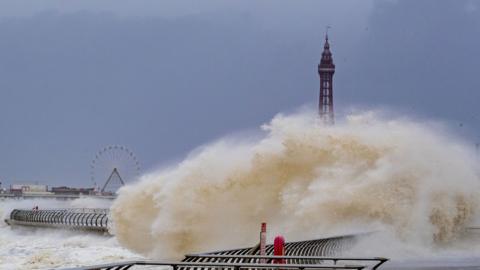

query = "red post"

[260,222,267,263]
[273,235,286,264]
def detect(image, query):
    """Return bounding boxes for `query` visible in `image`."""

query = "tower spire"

[318,28,335,125]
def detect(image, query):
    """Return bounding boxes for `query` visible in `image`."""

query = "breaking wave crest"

[111,112,480,259]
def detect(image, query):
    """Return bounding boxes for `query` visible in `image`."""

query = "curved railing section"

[187,234,359,259]
[56,259,387,270]
[5,208,110,233]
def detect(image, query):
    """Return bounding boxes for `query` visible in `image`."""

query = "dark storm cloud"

[342,0,480,125]
[0,0,478,187]
[0,1,370,186]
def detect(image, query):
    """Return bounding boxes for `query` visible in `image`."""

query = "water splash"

[111,112,480,259]
[0,198,139,270]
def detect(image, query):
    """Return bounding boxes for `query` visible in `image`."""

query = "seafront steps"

[5,208,110,233]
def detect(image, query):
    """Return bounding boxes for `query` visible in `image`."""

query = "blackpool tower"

[318,33,335,124]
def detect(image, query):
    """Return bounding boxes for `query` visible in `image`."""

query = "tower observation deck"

[318,33,335,124]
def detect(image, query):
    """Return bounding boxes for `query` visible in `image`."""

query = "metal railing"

[197,235,360,258]
[6,208,110,232]
[50,230,387,270]
[183,255,388,270]
[58,259,380,270]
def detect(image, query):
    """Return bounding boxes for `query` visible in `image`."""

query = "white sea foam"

[111,111,480,260]
[2,111,480,269]
[0,198,142,269]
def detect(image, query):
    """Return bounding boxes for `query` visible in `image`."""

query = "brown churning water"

[110,112,480,260]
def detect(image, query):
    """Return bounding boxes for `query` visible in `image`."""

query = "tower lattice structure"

[318,34,335,124]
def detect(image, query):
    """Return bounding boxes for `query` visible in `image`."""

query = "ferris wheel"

[90,145,141,193]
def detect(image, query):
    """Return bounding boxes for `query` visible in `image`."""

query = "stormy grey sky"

[0,0,479,187]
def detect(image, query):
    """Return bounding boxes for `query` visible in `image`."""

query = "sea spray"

[111,112,480,259]
[0,198,137,270]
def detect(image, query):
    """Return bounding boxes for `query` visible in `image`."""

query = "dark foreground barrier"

[57,234,388,270]
[57,256,388,270]
[58,260,382,270]
[5,208,110,233]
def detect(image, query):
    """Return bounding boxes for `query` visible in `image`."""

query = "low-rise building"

[51,186,95,195]
[10,184,48,193]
